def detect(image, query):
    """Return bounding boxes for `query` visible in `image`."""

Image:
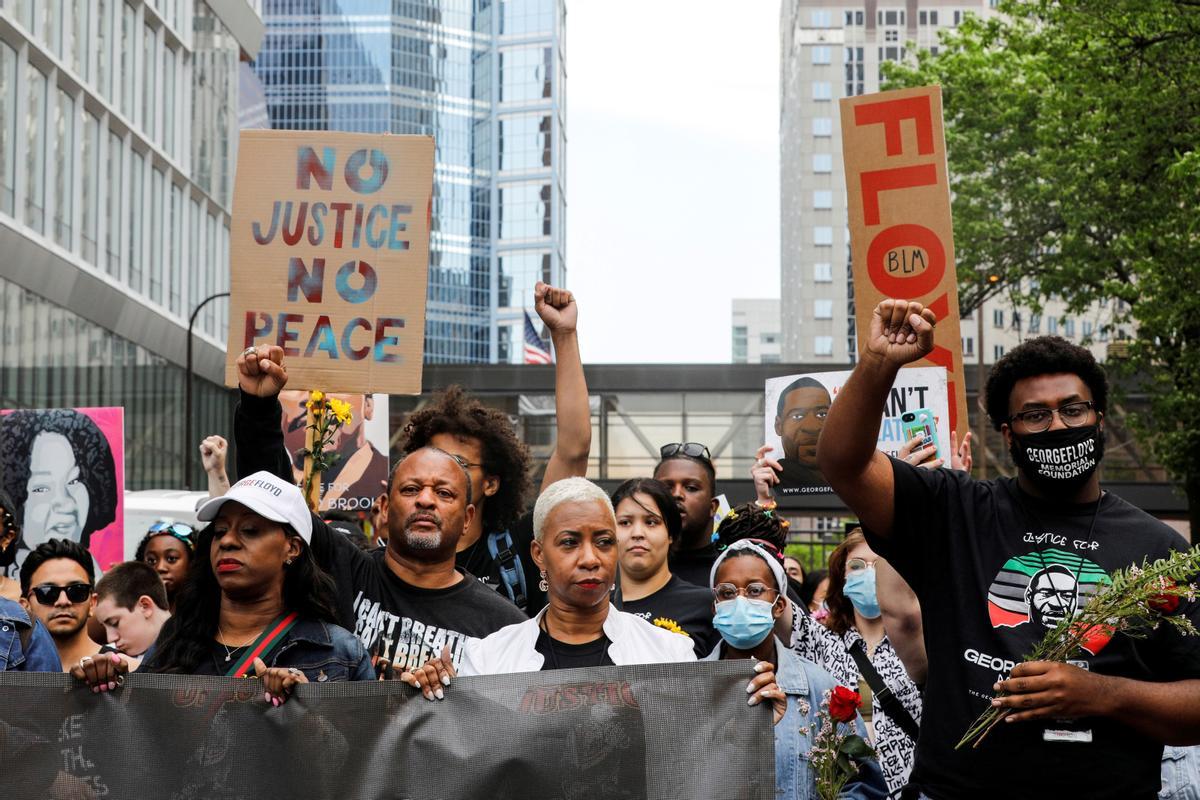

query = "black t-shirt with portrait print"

[456,511,547,615]
[864,457,1200,800]
[618,575,720,657]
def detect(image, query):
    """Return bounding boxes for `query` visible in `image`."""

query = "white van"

[122,489,210,561]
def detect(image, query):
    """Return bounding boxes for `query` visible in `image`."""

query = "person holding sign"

[233,349,527,677]
[818,299,1200,799]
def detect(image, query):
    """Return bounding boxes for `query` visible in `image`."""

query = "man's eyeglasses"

[1007,401,1096,433]
[713,582,779,603]
[449,454,484,470]
[29,582,92,606]
[660,442,712,462]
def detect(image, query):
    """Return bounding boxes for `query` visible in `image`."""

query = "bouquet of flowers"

[958,546,1200,749]
[810,686,875,800]
[299,391,353,511]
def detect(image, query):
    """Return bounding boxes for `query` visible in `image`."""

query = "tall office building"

[732,298,782,364]
[0,0,263,488]
[252,0,566,364]
[779,2,1121,367]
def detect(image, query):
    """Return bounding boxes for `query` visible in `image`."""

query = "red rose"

[1150,583,1182,614]
[828,686,862,723]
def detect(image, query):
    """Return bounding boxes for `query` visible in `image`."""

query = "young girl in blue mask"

[703,537,886,800]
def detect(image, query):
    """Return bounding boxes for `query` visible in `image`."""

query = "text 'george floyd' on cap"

[195,471,313,544]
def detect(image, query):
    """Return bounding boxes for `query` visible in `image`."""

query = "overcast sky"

[565,1,781,363]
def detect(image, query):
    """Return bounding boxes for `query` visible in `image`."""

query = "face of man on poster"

[774,382,833,468]
[281,391,373,473]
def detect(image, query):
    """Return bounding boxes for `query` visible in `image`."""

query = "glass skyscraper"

[252,0,566,363]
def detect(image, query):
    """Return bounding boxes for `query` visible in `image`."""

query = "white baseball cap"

[195,471,314,543]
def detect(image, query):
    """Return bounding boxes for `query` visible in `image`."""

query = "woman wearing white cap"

[71,471,372,703]
[702,529,887,800]
[399,478,783,712]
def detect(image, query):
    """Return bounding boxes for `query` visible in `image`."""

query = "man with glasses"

[654,442,722,587]
[818,299,1200,799]
[18,538,99,672]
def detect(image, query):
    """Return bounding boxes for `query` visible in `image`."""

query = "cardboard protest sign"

[0,407,125,575]
[279,390,390,512]
[224,131,435,394]
[840,85,968,439]
[764,368,949,496]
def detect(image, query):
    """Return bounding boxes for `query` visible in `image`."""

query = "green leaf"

[840,735,875,760]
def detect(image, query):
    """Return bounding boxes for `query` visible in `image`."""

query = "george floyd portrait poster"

[0,407,125,576]
[763,368,949,495]
[279,391,389,512]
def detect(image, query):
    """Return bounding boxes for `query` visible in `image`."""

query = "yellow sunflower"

[653,618,690,637]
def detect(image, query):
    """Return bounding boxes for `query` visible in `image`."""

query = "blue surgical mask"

[713,596,776,650]
[843,568,881,620]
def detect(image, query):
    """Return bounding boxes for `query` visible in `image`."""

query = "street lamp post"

[185,292,230,490]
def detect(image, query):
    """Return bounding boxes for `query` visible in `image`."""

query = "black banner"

[0,661,773,800]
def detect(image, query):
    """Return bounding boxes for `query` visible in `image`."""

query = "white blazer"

[459,603,697,676]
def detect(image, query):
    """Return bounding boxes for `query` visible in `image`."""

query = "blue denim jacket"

[0,597,62,672]
[1161,746,1200,800]
[705,637,888,800]
[265,617,374,682]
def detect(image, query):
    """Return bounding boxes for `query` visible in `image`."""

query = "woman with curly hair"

[0,410,117,576]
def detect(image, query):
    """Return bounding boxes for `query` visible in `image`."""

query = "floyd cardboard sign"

[224,131,435,394]
[840,85,968,440]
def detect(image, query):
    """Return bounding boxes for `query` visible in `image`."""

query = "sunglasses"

[660,442,713,462]
[29,582,93,605]
[147,521,196,548]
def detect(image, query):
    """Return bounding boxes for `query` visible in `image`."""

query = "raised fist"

[237,344,289,398]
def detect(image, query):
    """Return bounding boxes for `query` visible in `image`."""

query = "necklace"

[217,624,264,662]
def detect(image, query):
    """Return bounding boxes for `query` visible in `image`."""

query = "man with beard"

[233,350,526,673]
[818,299,1200,800]
[18,539,99,671]
[770,377,833,493]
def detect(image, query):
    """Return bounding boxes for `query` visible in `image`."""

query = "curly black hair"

[399,386,533,533]
[984,336,1109,430]
[713,502,789,553]
[0,409,118,548]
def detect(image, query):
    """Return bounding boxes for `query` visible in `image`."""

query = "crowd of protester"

[2,288,1199,799]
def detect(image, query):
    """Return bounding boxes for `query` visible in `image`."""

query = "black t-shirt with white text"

[619,575,719,657]
[866,458,1200,800]
[456,512,547,615]
[310,517,528,673]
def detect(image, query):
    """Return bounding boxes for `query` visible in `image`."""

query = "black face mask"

[1009,424,1104,492]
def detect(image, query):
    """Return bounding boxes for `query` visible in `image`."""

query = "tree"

[883,0,1200,531]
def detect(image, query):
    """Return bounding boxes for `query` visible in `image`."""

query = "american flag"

[523,310,553,364]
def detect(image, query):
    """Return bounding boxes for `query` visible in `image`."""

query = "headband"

[709,539,787,595]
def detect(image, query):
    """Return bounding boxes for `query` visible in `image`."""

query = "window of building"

[25,67,47,233]
[1099,326,1109,342]
[762,354,781,364]
[0,41,15,217]
[1064,318,1076,337]
[814,336,834,356]
[885,29,899,42]
[993,308,1004,328]
[1048,317,1058,335]
[814,299,834,319]
[105,131,122,275]
[1029,314,1041,334]
[811,10,832,27]
[163,46,175,155]
[1012,311,1022,331]
[812,153,833,173]
[812,81,832,101]
[142,23,156,135]
[732,325,748,363]
[128,151,143,292]
[121,3,135,118]
[962,336,974,357]
[52,87,75,248]
[761,333,778,344]
[813,190,833,209]
[81,113,100,264]
[813,226,833,245]
[811,46,831,65]
[150,168,164,303]
[844,46,865,96]
[814,262,833,282]
[994,344,1005,360]
[1082,320,1094,338]
[812,117,833,137]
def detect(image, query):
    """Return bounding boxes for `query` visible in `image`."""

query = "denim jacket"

[1161,746,1200,800]
[705,637,887,800]
[255,618,373,682]
[0,597,61,672]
